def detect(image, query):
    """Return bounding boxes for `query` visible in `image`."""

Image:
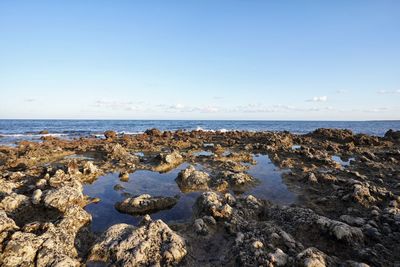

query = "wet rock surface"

[115,194,179,215]
[0,128,399,266]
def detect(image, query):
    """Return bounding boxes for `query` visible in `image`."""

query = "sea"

[0,120,399,146]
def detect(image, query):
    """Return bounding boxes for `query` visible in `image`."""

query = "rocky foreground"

[0,128,400,266]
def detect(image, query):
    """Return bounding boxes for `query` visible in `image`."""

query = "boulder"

[1,206,91,267]
[104,130,117,140]
[316,217,364,243]
[115,194,179,215]
[43,184,85,212]
[296,247,330,267]
[88,216,187,266]
[176,165,210,192]
[83,161,99,175]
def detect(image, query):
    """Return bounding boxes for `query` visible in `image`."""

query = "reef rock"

[115,194,179,215]
[88,216,187,266]
[176,165,210,192]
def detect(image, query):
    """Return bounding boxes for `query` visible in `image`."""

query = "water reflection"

[332,155,355,167]
[83,154,297,232]
[83,163,200,232]
[246,154,297,205]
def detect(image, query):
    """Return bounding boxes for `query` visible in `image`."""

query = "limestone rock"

[296,247,329,267]
[115,194,179,215]
[316,217,363,243]
[176,165,210,192]
[88,217,187,266]
[43,184,85,212]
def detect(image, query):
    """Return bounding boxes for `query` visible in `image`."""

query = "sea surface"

[0,119,399,146]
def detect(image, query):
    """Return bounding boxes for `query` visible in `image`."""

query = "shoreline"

[0,128,399,266]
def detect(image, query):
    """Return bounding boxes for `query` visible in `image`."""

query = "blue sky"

[0,1,399,120]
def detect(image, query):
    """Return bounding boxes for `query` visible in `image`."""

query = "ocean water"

[0,119,399,146]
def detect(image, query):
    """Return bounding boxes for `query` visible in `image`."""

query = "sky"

[0,1,399,120]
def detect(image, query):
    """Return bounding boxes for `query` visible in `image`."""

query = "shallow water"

[83,154,296,232]
[332,155,355,167]
[83,163,200,232]
[192,150,214,157]
[246,154,297,205]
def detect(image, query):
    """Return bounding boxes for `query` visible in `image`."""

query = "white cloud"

[93,99,146,111]
[377,89,400,94]
[307,96,328,102]
[336,89,347,94]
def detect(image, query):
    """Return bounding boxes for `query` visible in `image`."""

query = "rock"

[252,240,263,249]
[36,179,47,189]
[307,172,318,183]
[162,151,183,165]
[353,184,376,205]
[106,144,138,163]
[145,128,162,136]
[31,189,42,205]
[115,194,179,215]
[119,171,130,181]
[385,129,400,141]
[67,160,81,175]
[39,130,49,134]
[88,217,187,266]
[104,130,117,140]
[83,161,99,175]
[43,184,85,212]
[194,218,208,235]
[316,217,364,243]
[0,211,19,244]
[154,151,184,172]
[220,171,257,188]
[296,247,329,267]
[176,165,210,192]
[194,192,233,219]
[0,193,30,213]
[340,215,366,227]
[1,205,91,267]
[268,248,288,266]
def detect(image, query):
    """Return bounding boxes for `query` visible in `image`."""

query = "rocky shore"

[0,128,399,266]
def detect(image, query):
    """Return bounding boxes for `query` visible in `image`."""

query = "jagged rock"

[176,165,210,192]
[316,217,364,243]
[145,128,162,136]
[0,211,19,245]
[0,180,17,196]
[0,193,30,213]
[104,130,117,140]
[67,160,81,175]
[194,192,233,219]
[220,171,257,188]
[307,172,318,183]
[296,247,330,267]
[43,184,85,212]
[352,184,376,205]
[83,161,99,175]
[88,217,187,266]
[154,151,184,172]
[31,189,42,205]
[119,171,130,181]
[268,248,288,266]
[1,206,90,267]
[106,144,138,162]
[115,194,179,215]
[194,218,208,235]
[340,215,366,227]
[384,129,400,141]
